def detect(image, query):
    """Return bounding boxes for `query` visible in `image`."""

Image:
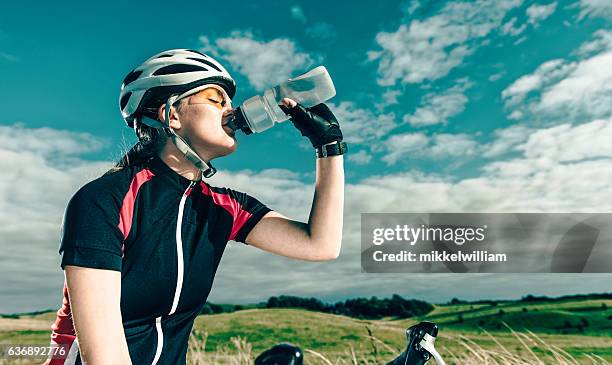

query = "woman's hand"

[279,98,343,148]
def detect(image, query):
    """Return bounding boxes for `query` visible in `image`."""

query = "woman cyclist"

[44,49,346,365]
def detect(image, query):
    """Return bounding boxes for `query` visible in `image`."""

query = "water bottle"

[228,66,336,134]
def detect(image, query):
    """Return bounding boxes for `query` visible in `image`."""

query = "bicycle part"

[386,321,446,365]
[254,343,303,365]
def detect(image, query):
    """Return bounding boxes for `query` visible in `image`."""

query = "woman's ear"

[157,104,181,130]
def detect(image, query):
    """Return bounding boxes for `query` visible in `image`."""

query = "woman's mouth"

[222,124,236,137]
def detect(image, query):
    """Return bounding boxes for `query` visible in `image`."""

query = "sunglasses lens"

[188,87,231,110]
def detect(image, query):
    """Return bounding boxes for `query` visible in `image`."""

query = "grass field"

[0,297,610,364]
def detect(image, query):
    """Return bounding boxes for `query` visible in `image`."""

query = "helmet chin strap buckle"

[164,96,217,178]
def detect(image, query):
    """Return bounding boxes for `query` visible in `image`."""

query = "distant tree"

[580,317,589,327]
[450,298,463,305]
[522,307,528,313]
[457,314,464,323]
[267,296,279,308]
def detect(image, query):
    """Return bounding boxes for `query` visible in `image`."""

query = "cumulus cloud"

[381,132,478,165]
[403,80,471,127]
[577,29,612,56]
[501,59,566,106]
[347,150,373,165]
[368,0,522,85]
[199,31,314,91]
[502,30,612,123]
[483,124,533,158]
[0,124,113,313]
[381,132,429,165]
[501,17,527,37]
[579,0,612,20]
[328,101,399,146]
[526,2,557,25]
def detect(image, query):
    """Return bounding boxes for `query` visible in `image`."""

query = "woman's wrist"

[315,141,348,158]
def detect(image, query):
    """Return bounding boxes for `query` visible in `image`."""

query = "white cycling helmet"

[119,49,236,127]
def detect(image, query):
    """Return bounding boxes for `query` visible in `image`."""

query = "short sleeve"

[226,189,272,244]
[59,186,124,272]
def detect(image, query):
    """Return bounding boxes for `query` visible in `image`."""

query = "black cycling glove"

[279,103,344,148]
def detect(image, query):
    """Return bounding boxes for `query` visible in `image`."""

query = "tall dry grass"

[185,323,610,365]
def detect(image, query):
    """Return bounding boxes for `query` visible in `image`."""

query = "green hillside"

[1,297,611,364]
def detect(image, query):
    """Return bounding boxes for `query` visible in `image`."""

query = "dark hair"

[105,122,167,175]
[105,99,186,175]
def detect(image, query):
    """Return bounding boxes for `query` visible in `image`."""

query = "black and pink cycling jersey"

[45,155,271,365]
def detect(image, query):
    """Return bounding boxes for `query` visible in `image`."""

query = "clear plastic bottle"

[229,66,336,134]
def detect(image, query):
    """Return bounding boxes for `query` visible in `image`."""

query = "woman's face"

[173,86,236,159]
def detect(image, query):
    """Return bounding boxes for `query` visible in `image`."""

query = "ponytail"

[105,120,167,175]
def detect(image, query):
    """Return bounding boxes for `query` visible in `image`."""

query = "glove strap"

[315,141,348,158]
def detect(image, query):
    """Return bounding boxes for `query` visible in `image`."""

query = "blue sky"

[1,1,611,313]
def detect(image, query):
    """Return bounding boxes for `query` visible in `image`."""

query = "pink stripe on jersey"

[118,169,155,249]
[44,282,77,364]
[200,182,253,241]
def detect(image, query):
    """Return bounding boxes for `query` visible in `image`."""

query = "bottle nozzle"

[226,107,253,135]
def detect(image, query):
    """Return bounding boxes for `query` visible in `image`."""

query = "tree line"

[200,294,433,319]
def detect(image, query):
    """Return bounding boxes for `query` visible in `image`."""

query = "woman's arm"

[64,265,132,365]
[244,101,345,261]
[245,155,344,261]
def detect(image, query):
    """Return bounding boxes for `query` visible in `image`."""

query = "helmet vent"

[152,64,207,76]
[156,54,172,58]
[185,49,206,56]
[186,57,223,72]
[120,92,132,110]
[122,70,143,87]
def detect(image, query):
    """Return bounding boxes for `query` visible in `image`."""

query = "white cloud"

[521,119,612,162]
[501,17,527,37]
[290,5,307,23]
[579,0,612,20]
[501,59,565,106]
[537,51,612,119]
[0,123,105,158]
[381,132,478,165]
[0,124,113,313]
[381,133,429,165]
[382,90,401,106]
[526,2,557,25]
[368,0,522,85]
[429,133,478,158]
[347,150,373,165]
[199,31,314,91]
[488,70,506,81]
[502,30,612,123]
[329,101,399,145]
[403,80,471,127]
[483,124,532,157]
[577,29,612,56]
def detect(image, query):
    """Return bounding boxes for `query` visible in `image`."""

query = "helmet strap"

[163,96,216,178]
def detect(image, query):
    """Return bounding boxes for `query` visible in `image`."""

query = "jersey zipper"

[151,180,196,365]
